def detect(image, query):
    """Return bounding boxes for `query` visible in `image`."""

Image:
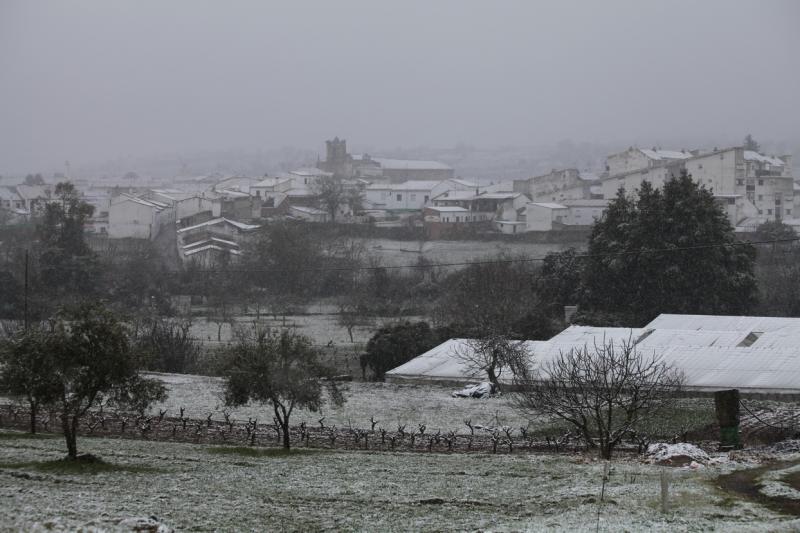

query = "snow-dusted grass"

[0,429,794,532]
[147,374,715,439]
[148,375,533,433]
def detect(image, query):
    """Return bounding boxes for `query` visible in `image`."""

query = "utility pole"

[24,249,29,331]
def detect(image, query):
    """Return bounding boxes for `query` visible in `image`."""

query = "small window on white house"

[410,194,416,201]
[768,209,773,215]
[758,180,764,186]
[758,195,763,201]
[787,210,792,216]
[396,194,402,201]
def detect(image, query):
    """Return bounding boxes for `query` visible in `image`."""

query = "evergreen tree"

[578,171,757,326]
[743,134,760,152]
[36,182,100,306]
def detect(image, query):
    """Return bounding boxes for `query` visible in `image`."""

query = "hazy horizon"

[1,0,798,176]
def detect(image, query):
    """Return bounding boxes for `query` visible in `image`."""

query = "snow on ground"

[0,430,795,532]
[646,443,711,466]
[759,463,800,500]
[146,375,532,434]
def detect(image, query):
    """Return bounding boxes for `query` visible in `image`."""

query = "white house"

[525,202,570,231]
[0,187,24,212]
[606,147,693,176]
[365,180,450,210]
[601,147,794,228]
[423,205,471,223]
[108,194,174,240]
[176,217,260,265]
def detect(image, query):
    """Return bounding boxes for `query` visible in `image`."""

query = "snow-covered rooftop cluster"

[640,149,692,161]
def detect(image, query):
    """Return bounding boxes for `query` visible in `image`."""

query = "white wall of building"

[366,181,449,210]
[526,203,568,231]
[109,198,158,239]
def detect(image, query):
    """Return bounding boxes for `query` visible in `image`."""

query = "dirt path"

[718,459,800,516]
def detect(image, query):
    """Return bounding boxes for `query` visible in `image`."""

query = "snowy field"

[148,374,533,434]
[189,311,426,347]
[362,238,579,267]
[1,430,797,532]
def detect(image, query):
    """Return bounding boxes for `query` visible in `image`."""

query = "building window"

[758,195,763,201]
[396,194,402,201]
[758,209,763,215]
[736,179,744,186]
[768,209,773,215]
[758,180,764,186]
[728,198,735,205]
[787,210,793,216]
[410,194,416,201]
[424,195,429,203]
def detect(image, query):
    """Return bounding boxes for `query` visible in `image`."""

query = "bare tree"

[511,338,683,459]
[454,335,528,391]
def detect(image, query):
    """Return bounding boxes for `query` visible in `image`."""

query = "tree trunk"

[599,439,613,459]
[487,363,500,391]
[62,413,78,459]
[29,400,37,434]
[282,421,291,450]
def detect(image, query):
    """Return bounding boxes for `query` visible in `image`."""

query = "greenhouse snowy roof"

[385,314,800,394]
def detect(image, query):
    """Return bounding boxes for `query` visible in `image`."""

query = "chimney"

[564,305,578,324]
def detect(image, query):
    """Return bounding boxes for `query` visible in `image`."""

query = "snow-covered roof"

[214,188,251,198]
[449,178,479,188]
[387,313,800,394]
[560,199,609,207]
[149,189,194,202]
[743,151,785,167]
[113,194,169,211]
[15,185,50,200]
[646,314,800,333]
[0,187,21,201]
[183,244,242,256]
[289,168,333,178]
[289,206,328,215]
[357,157,451,171]
[253,177,293,188]
[426,206,469,212]
[640,149,692,161]
[433,190,476,201]
[367,180,443,191]
[476,192,521,200]
[182,236,239,250]
[529,202,568,209]
[177,217,260,234]
[387,339,539,382]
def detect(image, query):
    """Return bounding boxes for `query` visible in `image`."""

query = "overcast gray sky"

[1,0,798,174]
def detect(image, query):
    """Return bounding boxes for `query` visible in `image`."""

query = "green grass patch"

[0,457,161,475]
[0,430,59,440]
[207,446,319,458]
